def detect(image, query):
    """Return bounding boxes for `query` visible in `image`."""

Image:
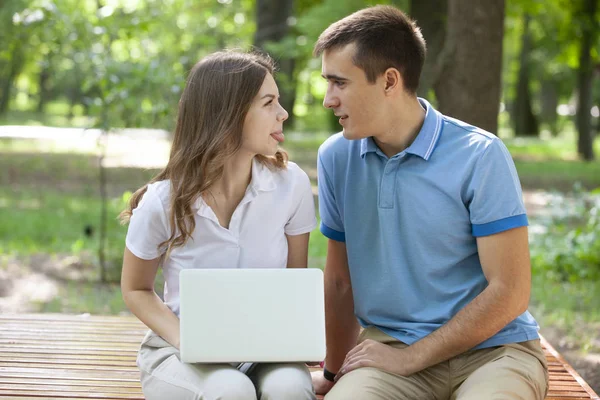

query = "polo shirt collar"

[360,97,442,160]
[248,157,276,192]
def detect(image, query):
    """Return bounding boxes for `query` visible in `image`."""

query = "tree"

[254,0,296,127]
[0,1,34,115]
[409,0,447,99]
[434,0,505,134]
[575,0,599,161]
[513,14,539,137]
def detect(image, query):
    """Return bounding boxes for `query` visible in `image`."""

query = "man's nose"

[323,90,338,109]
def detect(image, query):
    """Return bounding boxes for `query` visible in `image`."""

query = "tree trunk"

[513,14,539,137]
[433,0,505,134]
[576,0,598,161]
[540,79,559,136]
[0,41,25,115]
[36,60,51,114]
[254,0,296,128]
[409,0,447,100]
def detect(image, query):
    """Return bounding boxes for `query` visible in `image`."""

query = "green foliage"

[502,0,600,140]
[530,188,600,282]
[2,0,257,130]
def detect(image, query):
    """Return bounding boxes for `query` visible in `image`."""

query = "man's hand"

[311,370,336,395]
[336,339,419,381]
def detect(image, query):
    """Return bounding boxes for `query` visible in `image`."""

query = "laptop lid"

[179,268,325,363]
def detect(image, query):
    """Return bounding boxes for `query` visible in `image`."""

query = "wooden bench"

[0,314,597,400]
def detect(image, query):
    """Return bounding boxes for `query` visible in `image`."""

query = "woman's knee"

[204,370,257,400]
[141,360,257,400]
[257,363,314,400]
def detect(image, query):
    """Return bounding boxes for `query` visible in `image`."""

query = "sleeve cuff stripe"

[320,222,346,242]
[472,214,528,237]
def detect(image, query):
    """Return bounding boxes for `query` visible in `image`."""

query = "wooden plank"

[0,362,139,372]
[0,351,135,362]
[0,384,142,394]
[0,389,143,399]
[0,340,140,350]
[0,334,142,344]
[0,345,138,355]
[0,376,140,386]
[0,314,143,324]
[0,367,140,379]
[0,357,137,367]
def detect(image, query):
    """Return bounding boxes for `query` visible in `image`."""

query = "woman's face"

[240,73,289,157]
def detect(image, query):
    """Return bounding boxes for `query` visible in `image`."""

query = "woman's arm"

[286,233,310,268]
[121,247,181,348]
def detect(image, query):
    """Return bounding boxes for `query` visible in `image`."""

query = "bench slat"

[0,377,139,385]
[0,389,143,399]
[0,367,140,379]
[0,345,138,355]
[0,351,135,361]
[0,384,142,394]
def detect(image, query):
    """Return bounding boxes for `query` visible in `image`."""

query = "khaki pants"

[326,327,548,400]
[137,331,315,400]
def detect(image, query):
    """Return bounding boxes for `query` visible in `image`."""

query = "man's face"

[321,44,386,140]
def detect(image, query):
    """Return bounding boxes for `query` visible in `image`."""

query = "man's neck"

[373,96,426,159]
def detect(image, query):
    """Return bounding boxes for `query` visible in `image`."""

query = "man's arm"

[312,239,360,394]
[337,226,531,377]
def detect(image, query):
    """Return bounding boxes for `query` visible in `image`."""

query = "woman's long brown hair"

[120,51,288,256]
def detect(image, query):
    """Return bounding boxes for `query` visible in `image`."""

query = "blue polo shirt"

[317,98,540,350]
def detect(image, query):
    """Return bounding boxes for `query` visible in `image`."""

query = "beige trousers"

[137,331,315,400]
[326,327,549,400]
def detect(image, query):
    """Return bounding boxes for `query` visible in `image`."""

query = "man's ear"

[383,68,403,95]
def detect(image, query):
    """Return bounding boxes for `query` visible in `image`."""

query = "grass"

[0,187,129,282]
[505,133,600,161]
[515,160,600,191]
[0,108,93,129]
[37,282,127,315]
[530,276,600,352]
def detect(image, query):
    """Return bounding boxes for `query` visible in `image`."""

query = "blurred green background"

[0,0,599,390]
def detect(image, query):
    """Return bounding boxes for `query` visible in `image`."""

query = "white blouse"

[125,159,317,316]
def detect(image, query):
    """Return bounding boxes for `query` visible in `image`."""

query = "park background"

[0,0,599,392]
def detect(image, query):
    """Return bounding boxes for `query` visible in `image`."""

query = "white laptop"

[179,268,325,363]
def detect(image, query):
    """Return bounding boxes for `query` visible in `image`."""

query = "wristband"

[323,367,337,382]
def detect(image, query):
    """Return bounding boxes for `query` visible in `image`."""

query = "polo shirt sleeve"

[284,165,318,236]
[317,148,345,242]
[125,184,170,260]
[467,138,528,237]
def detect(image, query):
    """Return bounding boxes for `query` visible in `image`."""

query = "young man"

[312,5,549,400]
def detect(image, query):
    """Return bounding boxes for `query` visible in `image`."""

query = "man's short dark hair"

[314,5,426,93]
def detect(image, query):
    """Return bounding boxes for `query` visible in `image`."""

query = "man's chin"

[341,128,362,141]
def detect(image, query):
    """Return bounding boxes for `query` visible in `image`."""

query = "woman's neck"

[210,152,254,199]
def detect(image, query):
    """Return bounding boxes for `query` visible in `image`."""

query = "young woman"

[120,51,317,400]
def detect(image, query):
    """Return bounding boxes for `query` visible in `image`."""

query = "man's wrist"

[323,366,337,382]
